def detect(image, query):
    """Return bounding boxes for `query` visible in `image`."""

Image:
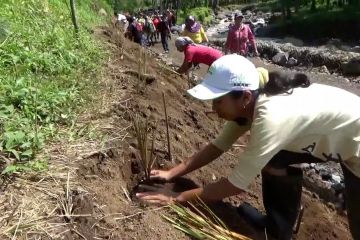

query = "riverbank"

[206,7,360,78]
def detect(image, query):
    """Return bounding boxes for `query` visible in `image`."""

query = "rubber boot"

[237,166,303,240]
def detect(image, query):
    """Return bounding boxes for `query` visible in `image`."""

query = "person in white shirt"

[113,12,127,31]
[136,55,360,240]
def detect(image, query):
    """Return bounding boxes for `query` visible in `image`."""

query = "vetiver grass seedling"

[132,114,157,182]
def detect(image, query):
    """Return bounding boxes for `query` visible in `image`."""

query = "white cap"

[187,55,259,100]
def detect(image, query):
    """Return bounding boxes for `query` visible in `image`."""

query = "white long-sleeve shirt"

[213,83,360,190]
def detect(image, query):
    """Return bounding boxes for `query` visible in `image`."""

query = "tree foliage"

[111,0,360,18]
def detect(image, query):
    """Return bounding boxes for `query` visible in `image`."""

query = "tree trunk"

[212,0,218,9]
[310,0,317,11]
[326,0,330,8]
[286,6,292,18]
[295,0,300,12]
[70,0,79,34]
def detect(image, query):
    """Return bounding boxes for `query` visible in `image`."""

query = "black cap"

[234,12,244,19]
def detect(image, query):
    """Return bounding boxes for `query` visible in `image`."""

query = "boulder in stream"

[351,46,360,53]
[283,37,304,47]
[272,51,289,66]
[319,65,330,74]
[342,58,360,75]
[287,57,298,67]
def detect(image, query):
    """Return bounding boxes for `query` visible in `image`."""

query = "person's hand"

[254,50,260,57]
[136,184,179,205]
[150,169,173,182]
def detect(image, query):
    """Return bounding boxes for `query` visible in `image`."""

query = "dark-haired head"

[263,71,310,95]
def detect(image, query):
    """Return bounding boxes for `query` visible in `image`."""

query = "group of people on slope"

[113,9,176,51]
[115,10,259,59]
[173,13,259,75]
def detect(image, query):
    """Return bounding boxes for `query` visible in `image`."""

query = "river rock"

[272,51,289,66]
[319,65,330,74]
[331,174,342,183]
[98,8,107,16]
[320,170,332,181]
[331,182,345,193]
[287,57,298,67]
[351,46,360,53]
[342,58,360,75]
[283,37,304,47]
[326,38,342,48]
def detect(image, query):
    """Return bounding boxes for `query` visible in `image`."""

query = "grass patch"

[0,0,111,173]
[177,7,214,25]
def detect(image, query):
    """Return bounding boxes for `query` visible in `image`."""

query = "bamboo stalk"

[138,47,142,82]
[143,49,147,75]
[162,92,172,163]
[187,71,191,89]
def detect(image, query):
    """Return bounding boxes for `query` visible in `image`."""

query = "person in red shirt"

[225,12,259,56]
[175,37,223,74]
[152,14,160,42]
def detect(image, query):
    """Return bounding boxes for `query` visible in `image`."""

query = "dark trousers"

[160,32,169,51]
[147,32,154,45]
[267,151,360,240]
[155,30,159,42]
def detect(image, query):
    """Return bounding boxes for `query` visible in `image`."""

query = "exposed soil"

[1,25,356,239]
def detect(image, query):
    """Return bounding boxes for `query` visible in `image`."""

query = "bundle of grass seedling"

[132,114,156,181]
[163,199,252,240]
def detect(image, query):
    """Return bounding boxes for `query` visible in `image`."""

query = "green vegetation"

[177,7,213,25]
[0,0,111,173]
[110,0,151,13]
[269,8,360,40]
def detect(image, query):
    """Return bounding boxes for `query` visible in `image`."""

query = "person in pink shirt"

[175,37,223,74]
[225,12,259,56]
